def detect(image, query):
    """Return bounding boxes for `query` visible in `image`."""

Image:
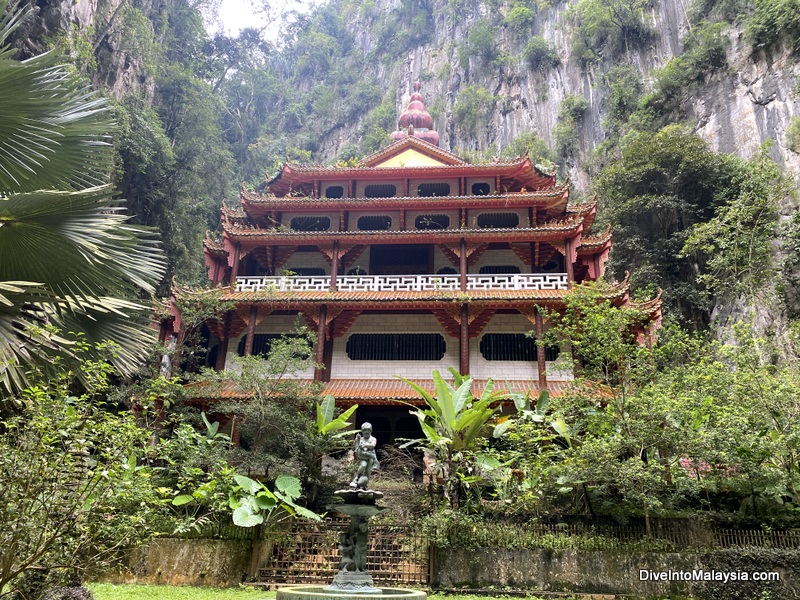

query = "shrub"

[787,115,800,153]
[453,85,498,138]
[555,95,589,157]
[458,20,499,67]
[523,36,560,71]
[506,5,535,32]
[746,0,800,54]
[568,0,652,65]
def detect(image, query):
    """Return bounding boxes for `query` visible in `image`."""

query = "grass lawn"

[88,585,588,600]
[89,583,276,599]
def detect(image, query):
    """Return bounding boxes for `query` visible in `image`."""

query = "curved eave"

[222,222,583,246]
[220,288,570,305]
[240,186,570,214]
[185,377,574,403]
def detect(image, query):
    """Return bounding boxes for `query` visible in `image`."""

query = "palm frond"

[0,6,114,193]
[0,187,165,299]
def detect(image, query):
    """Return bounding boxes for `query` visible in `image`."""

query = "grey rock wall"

[318,0,800,191]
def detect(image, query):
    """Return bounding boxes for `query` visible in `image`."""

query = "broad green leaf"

[275,474,302,501]
[255,492,277,510]
[450,377,473,421]
[233,506,264,528]
[321,403,357,434]
[172,495,194,506]
[493,418,513,438]
[234,474,262,494]
[317,395,335,430]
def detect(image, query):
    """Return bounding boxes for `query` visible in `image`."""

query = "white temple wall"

[226,314,315,379]
[282,249,331,274]
[348,210,403,231]
[467,207,528,229]
[330,313,459,379]
[470,312,571,381]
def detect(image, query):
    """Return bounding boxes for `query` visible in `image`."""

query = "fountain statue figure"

[350,422,379,490]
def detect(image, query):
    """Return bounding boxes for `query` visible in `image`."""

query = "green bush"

[746,0,800,54]
[506,5,535,32]
[458,20,499,67]
[554,94,589,156]
[568,0,652,65]
[453,85,497,138]
[523,36,561,71]
[639,22,727,120]
[787,115,800,153]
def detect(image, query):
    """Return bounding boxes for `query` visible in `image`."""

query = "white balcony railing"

[235,273,568,293]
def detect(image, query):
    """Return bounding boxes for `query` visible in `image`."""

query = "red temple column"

[230,243,242,286]
[565,239,574,289]
[459,238,467,291]
[535,308,547,390]
[330,241,339,291]
[459,303,469,376]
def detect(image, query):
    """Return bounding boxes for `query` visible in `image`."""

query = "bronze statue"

[349,422,379,490]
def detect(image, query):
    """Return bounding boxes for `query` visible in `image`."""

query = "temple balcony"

[235,273,568,293]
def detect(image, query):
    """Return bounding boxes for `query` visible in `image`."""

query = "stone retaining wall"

[433,547,800,599]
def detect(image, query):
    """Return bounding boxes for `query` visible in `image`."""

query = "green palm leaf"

[0,0,166,396]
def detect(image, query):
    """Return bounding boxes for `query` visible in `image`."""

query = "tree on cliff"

[0,0,165,397]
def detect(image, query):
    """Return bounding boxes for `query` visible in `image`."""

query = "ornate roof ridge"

[282,158,531,173]
[630,288,663,313]
[566,196,598,214]
[203,231,225,252]
[580,223,612,246]
[240,185,570,205]
[223,220,583,236]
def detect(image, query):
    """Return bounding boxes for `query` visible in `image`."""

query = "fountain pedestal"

[324,492,387,594]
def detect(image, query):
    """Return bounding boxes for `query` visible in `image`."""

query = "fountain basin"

[276,585,427,600]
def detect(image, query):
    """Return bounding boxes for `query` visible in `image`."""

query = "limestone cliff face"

[18,0,164,98]
[318,0,800,190]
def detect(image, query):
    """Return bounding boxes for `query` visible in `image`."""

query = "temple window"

[237,333,311,359]
[364,184,397,198]
[479,265,521,274]
[472,182,491,196]
[417,183,451,197]
[437,267,457,275]
[324,186,344,199]
[290,216,331,231]
[476,212,520,229]
[479,333,560,361]
[357,215,392,230]
[346,333,446,360]
[415,214,450,230]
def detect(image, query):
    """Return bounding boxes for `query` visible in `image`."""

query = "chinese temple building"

[173,83,660,443]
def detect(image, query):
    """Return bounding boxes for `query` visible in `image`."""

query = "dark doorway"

[356,406,423,447]
[369,245,432,275]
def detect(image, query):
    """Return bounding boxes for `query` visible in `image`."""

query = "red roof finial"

[391,82,440,146]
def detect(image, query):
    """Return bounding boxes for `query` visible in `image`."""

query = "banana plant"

[316,394,357,436]
[398,368,510,507]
